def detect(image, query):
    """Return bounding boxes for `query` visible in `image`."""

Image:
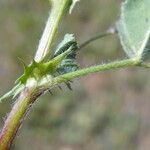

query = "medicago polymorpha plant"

[0,0,149,149]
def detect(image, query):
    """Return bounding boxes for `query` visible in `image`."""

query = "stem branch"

[50,58,140,86]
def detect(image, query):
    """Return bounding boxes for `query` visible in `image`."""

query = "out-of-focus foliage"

[0,0,150,150]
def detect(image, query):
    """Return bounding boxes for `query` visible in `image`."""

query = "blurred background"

[0,0,150,150]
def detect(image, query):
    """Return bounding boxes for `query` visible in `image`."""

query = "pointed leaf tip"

[0,84,24,103]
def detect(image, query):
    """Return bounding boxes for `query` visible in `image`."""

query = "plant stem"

[78,26,117,50]
[79,31,113,50]
[0,87,43,150]
[35,0,71,62]
[48,58,140,87]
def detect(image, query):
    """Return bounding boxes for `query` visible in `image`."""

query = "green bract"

[0,34,78,102]
[117,0,150,60]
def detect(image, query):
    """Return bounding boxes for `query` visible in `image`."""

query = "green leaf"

[117,0,150,60]
[54,34,77,56]
[54,34,79,74]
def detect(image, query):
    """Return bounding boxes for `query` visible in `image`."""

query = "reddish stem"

[0,87,43,150]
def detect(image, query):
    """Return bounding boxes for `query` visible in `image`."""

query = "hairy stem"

[46,58,140,87]
[0,87,43,150]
